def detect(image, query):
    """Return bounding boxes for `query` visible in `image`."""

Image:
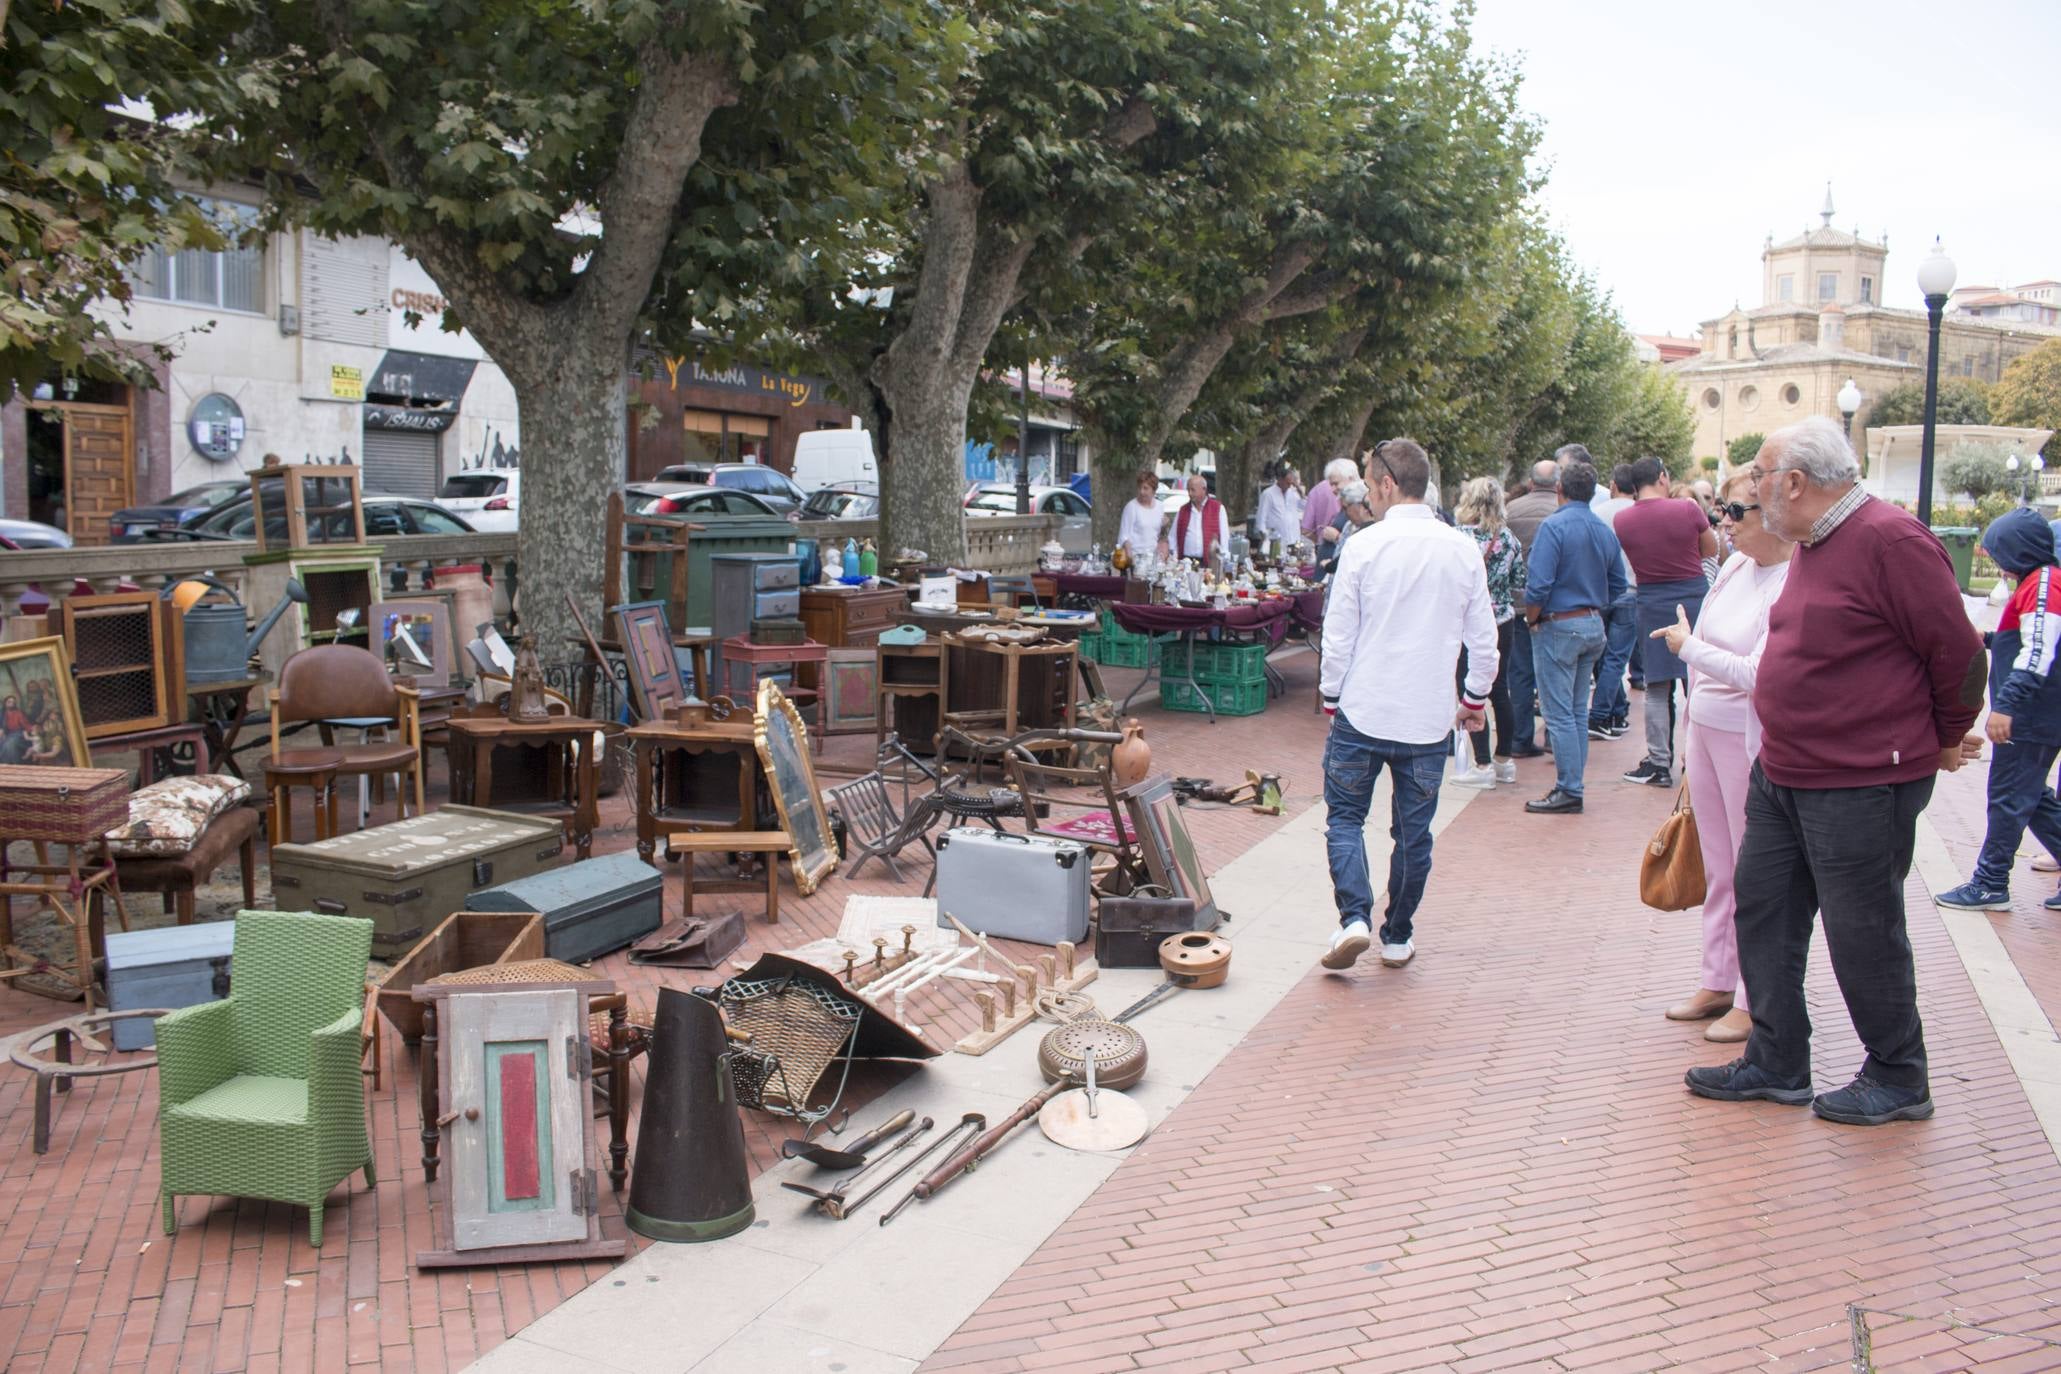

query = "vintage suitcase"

[103,922,236,1050]
[934,828,1090,945]
[1095,891,1208,968]
[466,850,663,964]
[270,805,564,958]
[0,765,131,845]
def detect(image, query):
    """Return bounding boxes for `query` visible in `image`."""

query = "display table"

[1288,587,1326,638]
[626,714,765,863]
[186,673,268,777]
[1110,599,1295,721]
[445,713,606,860]
[1050,573,1132,602]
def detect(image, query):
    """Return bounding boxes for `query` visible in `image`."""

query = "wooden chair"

[269,645,424,826]
[1006,750,1146,892]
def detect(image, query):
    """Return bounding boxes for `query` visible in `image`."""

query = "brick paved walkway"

[0,655,1326,1374]
[922,728,2061,1373]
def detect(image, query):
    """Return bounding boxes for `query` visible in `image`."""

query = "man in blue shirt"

[1520,459,1628,814]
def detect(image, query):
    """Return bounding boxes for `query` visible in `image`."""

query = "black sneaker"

[1506,740,1545,759]
[1621,760,1661,784]
[1811,1073,1934,1125]
[1635,768,1673,789]
[1588,721,1613,740]
[1684,1057,1812,1105]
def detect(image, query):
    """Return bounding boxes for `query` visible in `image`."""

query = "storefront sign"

[364,404,457,433]
[330,364,365,401]
[659,354,820,408]
[186,393,246,462]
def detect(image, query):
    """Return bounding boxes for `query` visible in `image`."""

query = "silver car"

[963,483,1092,553]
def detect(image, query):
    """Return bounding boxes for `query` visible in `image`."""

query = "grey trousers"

[1644,681,1678,770]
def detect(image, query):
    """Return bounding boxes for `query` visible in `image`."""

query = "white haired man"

[1304,456,1360,565]
[1686,418,1985,1126]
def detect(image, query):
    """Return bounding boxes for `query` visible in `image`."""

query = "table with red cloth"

[1108,598,1295,721]
[1288,587,1325,638]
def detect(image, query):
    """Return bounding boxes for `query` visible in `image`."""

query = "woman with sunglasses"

[1649,473,1795,1043]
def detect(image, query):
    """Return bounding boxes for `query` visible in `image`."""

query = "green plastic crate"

[1096,632,1158,670]
[1075,631,1104,663]
[1201,640,1269,683]
[1159,676,1267,717]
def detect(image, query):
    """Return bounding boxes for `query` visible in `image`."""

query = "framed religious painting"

[610,600,686,722]
[1120,774,1220,929]
[0,637,92,769]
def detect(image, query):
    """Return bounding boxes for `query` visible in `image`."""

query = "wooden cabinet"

[799,586,907,651]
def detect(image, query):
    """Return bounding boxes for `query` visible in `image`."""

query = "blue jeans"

[1590,593,1636,726]
[1974,739,2061,889]
[1508,618,1537,747]
[1532,614,1606,796]
[1322,715,1445,944]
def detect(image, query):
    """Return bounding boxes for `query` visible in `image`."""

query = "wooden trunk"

[376,909,547,1043]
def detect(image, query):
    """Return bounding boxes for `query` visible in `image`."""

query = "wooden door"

[60,404,133,545]
[444,989,593,1250]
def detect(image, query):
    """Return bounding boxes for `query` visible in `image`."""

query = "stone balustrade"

[0,513,1060,621]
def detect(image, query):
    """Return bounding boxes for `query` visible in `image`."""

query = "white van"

[792,424,877,492]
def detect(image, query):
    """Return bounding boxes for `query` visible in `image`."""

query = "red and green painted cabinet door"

[444,989,592,1249]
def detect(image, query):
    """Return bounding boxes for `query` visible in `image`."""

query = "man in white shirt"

[1319,438,1498,971]
[1161,473,1230,564]
[1255,466,1304,548]
[1115,469,1164,567]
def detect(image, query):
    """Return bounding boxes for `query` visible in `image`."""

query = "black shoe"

[1635,768,1673,789]
[1506,741,1545,759]
[1588,721,1613,740]
[1684,1057,1812,1106]
[1621,760,1661,784]
[1524,787,1583,814]
[1811,1073,1934,1125]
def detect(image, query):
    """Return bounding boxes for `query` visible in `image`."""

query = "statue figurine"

[507,636,552,722]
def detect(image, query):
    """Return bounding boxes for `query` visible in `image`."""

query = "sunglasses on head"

[1370,440,1399,487]
[1722,501,1759,522]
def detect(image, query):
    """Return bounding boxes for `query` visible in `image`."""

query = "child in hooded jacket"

[1938,506,2061,911]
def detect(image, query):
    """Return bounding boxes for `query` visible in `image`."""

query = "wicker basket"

[0,765,131,845]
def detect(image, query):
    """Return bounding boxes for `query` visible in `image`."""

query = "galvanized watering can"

[163,575,307,684]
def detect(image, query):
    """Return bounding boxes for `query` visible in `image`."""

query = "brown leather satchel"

[1639,781,1705,911]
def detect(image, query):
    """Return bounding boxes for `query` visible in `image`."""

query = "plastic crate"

[1159,676,1267,717]
[1075,631,1104,663]
[1201,640,1269,683]
[1096,632,1158,670]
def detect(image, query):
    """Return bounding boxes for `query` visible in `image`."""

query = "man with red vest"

[1160,473,1229,565]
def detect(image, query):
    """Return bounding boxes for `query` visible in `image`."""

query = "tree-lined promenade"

[5,0,1690,654]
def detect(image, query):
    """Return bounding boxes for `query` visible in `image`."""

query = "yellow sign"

[330,365,364,401]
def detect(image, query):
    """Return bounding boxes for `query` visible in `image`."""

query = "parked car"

[791,428,876,491]
[436,472,519,533]
[161,490,475,542]
[108,480,246,542]
[0,518,73,551]
[796,480,879,522]
[963,483,1092,553]
[623,483,784,519]
[652,462,806,513]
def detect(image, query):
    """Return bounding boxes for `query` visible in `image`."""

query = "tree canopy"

[1991,339,2061,463]
[1866,377,1992,429]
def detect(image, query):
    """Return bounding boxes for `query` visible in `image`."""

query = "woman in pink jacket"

[1650,473,1794,1043]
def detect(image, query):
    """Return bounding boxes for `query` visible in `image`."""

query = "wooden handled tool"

[780,1107,916,1168]
[911,1081,1071,1202]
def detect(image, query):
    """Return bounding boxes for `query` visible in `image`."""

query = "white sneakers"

[1493,759,1517,783]
[1449,764,1496,790]
[1323,922,1420,971]
[1321,920,1371,969]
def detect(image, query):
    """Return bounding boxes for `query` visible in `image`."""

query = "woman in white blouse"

[1117,470,1163,567]
[1650,472,1794,1044]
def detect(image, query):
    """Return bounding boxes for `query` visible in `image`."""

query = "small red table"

[720,637,828,744]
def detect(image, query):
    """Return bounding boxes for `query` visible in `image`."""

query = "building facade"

[626,354,853,482]
[1667,196,2060,469]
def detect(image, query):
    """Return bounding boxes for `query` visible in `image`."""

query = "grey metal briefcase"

[933,827,1091,945]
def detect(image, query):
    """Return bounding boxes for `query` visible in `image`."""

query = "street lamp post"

[1837,377,1863,462]
[2007,454,2046,506]
[1915,238,1957,526]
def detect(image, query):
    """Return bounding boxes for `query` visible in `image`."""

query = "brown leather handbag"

[1640,781,1705,911]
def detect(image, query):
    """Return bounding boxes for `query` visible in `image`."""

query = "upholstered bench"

[112,804,260,925]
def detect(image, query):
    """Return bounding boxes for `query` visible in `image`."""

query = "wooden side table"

[626,716,763,864]
[877,641,948,754]
[186,673,269,778]
[94,721,211,787]
[719,635,828,727]
[669,830,789,925]
[445,713,606,860]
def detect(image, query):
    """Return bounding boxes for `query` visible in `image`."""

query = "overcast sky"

[1463,0,2061,338]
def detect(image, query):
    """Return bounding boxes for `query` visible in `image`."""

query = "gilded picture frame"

[753,679,837,897]
[1120,773,1219,928]
[0,636,93,770]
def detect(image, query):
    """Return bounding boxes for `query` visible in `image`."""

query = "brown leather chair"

[269,645,425,827]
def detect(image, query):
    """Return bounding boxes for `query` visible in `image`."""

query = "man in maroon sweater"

[1685,417,1984,1126]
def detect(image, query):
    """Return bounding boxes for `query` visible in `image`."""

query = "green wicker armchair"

[157,911,376,1246]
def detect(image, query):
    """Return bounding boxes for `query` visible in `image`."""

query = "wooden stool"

[263,749,342,846]
[111,806,261,926]
[668,830,790,924]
